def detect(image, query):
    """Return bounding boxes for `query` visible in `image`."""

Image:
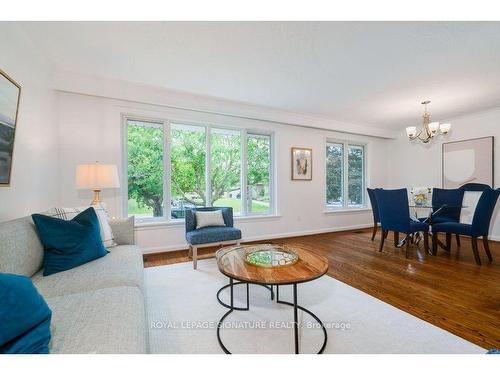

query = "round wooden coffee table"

[215,244,329,354]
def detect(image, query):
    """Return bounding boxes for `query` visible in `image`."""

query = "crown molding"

[53,69,397,139]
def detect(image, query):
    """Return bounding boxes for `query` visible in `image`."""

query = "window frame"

[122,114,275,222]
[325,138,367,210]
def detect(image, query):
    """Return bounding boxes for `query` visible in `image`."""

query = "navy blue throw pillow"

[32,207,108,276]
[0,273,52,354]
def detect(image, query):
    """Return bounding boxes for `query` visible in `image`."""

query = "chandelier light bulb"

[440,123,451,134]
[406,126,417,138]
[428,122,440,134]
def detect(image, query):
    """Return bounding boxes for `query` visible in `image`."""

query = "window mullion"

[205,125,211,207]
[241,130,248,216]
[344,142,349,208]
[164,120,171,220]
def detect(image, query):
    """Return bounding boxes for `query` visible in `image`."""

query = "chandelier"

[406,101,451,143]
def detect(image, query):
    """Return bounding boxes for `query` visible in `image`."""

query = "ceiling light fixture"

[406,101,451,143]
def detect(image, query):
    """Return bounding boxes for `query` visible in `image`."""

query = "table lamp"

[76,162,120,205]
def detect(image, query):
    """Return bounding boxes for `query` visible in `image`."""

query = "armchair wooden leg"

[471,237,481,265]
[483,236,493,262]
[192,246,198,269]
[236,240,241,246]
[188,245,193,258]
[431,232,438,256]
[423,231,429,253]
[455,234,461,247]
[394,231,399,247]
[371,222,378,241]
[445,233,452,252]
[405,236,411,259]
[379,230,387,252]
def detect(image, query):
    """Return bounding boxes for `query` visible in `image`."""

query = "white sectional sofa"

[0,216,148,354]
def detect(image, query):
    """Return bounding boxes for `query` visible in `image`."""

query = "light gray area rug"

[145,259,485,354]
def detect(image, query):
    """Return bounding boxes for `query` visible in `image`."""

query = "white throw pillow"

[44,204,117,248]
[460,191,482,224]
[195,210,225,229]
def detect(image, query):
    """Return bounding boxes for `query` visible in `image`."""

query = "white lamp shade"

[428,122,440,133]
[76,163,120,190]
[406,126,417,137]
[440,123,451,133]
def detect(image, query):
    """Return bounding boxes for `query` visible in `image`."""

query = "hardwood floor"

[143,229,500,349]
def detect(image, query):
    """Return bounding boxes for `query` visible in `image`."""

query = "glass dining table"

[396,204,466,251]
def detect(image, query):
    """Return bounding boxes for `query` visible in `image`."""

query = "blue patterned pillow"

[0,273,52,354]
[32,207,108,276]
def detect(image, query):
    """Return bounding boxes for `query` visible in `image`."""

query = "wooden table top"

[216,244,329,285]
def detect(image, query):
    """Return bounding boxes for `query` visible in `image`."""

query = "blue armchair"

[185,207,242,269]
[375,188,430,258]
[367,188,380,241]
[432,188,500,265]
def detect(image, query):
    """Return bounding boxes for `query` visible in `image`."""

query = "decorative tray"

[244,244,299,268]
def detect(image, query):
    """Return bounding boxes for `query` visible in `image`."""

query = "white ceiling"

[17,21,500,130]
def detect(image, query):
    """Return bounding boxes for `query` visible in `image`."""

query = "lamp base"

[91,190,102,206]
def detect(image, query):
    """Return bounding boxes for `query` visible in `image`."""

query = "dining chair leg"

[379,230,387,252]
[471,237,481,266]
[431,232,438,256]
[455,234,461,247]
[482,236,493,262]
[371,222,378,241]
[423,231,429,253]
[394,231,399,247]
[445,233,452,252]
[405,236,411,259]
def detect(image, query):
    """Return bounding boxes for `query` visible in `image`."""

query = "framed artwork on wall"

[291,147,312,180]
[442,136,494,188]
[0,69,21,186]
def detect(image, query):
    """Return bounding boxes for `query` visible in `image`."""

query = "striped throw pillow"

[44,204,117,248]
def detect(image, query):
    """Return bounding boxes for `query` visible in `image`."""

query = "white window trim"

[325,138,368,211]
[122,114,276,223]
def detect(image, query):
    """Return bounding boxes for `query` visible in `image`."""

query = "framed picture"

[0,69,21,186]
[442,136,494,188]
[291,147,312,180]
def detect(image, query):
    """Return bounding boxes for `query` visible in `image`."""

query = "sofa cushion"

[0,273,52,354]
[0,216,44,277]
[32,208,109,276]
[33,245,144,298]
[109,216,135,245]
[45,286,146,354]
[44,204,117,248]
[186,226,242,245]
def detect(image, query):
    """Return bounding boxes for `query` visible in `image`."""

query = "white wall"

[388,107,500,239]
[57,91,389,252]
[0,24,59,221]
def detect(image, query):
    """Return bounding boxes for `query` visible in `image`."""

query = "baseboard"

[141,223,373,254]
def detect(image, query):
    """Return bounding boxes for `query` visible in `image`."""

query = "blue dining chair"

[367,188,380,241]
[432,188,500,265]
[430,188,465,247]
[460,183,491,192]
[375,188,430,258]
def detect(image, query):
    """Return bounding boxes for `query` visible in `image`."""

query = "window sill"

[323,207,371,215]
[234,214,282,223]
[134,214,282,230]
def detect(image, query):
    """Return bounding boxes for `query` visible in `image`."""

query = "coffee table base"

[216,278,328,354]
